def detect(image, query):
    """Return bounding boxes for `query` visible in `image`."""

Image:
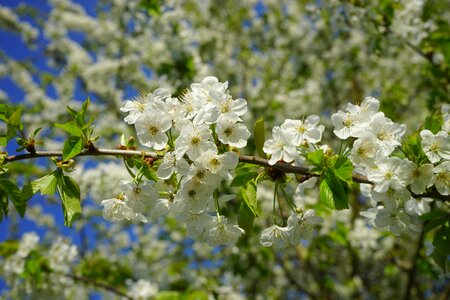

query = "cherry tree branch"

[3,149,449,202]
[67,274,132,299]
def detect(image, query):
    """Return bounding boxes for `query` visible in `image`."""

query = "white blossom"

[135,109,172,150]
[216,115,251,148]
[287,210,322,245]
[366,157,414,193]
[281,115,325,145]
[263,126,297,165]
[420,130,450,163]
[206,216,245,246]
[433,161,449,195]
[260,225,291,249]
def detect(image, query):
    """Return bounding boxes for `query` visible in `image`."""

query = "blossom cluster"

[332,97,449,235]
[2,232,79,296]
[260,116,325,247]
[101,77,448,247]
[102,76,250,246]
[261,96,449,244]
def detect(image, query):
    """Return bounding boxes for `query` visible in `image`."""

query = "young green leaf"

[253,118,266,158]
[63,136,83,160]
[431,222,450,273]
[0,179,26,217]
[55,121,83,136]
[424,109,444,134]
[319,179,334,209]
[238,201,255,235]
[332,156,354,183]
[0,136,7,147]
[76,98,90,128]
[324,170,349,210]
[307,149,325,173]
[231,171,259,187]
[55,170,82,227]
[8,107,23,130]
[319,170,349,210]
[21,182,40,203]
[240,180,260,218]
[33,173,58,195]
[0,193,8,221]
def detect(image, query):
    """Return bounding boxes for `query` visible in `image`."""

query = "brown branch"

[3,149,449,202]
[67,274,132,299]
[3,148,158,163]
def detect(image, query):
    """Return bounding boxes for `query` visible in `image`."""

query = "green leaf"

[8,107,23,130]
[253,118,266,158]
[55,170,82,227]
[0,122,19,146]
[33,127,42,137]
[433,222,450,254]
[238,201,255,235]
[0,240,19,257]
[432,221,450,273]
[402,133,427,164]
[0,103,12,122]
[139,0,162,16]
[306,149,325,168]
[332,156,354,183]
[240,180,259,218]
[420,210,448,221]
[0,179,26,217]
[21,181,41,203]
[324,170,349,210]
[319,178,334,209]
[76,98,90,128]
[0,136,6,147]
[0,193,9,220]
[424,109,444,134]
[319,170,349,210]
[154,291,181,300]
[55,121,82,136]
[63,136,83,160]
[230,171,259,187]
[33,173,58,195]
[66,106,78,119]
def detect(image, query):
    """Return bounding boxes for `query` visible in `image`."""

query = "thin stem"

[280,185,296,212]
[273,183,278,224]
[123,157,137,179]
[67,274,132,299]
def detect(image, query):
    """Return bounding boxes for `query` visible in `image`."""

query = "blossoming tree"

[0,0,449,299]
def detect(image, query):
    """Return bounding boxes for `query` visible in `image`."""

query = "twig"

[67,274,132,299]
[3,149,449,202]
